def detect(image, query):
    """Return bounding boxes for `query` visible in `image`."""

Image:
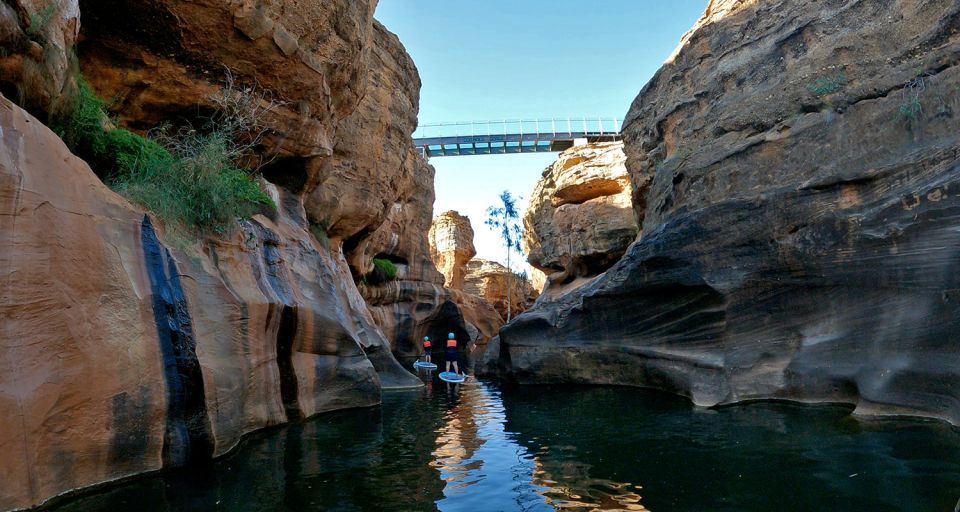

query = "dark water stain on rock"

[140,216,214,466]
[108,386,154,473]
[253,221,303,420]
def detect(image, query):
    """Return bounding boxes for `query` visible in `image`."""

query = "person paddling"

[422,336,432,364]
[445,332,461,376]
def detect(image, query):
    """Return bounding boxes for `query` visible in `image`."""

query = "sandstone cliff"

[523,141,638,296]
[492,0,960,426]
[314,21,464,363]
[0,94,395,510]
[0,1,457,509]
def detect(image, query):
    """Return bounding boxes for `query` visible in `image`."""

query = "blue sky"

[375,1,707,268]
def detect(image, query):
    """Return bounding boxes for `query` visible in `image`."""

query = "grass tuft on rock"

[53,73,275,237]
[364,258,398,285]
[112,130,274,236]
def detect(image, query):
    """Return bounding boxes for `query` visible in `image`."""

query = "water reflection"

[46,381,960,512]
[503,386,960,512]
[431,381,551,512]
[532,456,647,511]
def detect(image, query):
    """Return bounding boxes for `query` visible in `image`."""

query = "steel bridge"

[412,117,623,158]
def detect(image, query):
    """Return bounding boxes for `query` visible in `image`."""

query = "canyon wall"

[1,93,392,511]
[492,0,960,425]
[0,1,457,509]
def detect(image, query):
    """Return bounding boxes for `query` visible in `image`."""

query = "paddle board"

[413,360,437,370]
[438,372,466,383]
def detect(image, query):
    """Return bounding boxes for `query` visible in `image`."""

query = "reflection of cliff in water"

[432,382,490,491]
[502,386,960,512]
[430,382,554,511]
[49,394,447,512]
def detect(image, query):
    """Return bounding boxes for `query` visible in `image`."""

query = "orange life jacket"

[423,340,431,348]
[446,338,457,348]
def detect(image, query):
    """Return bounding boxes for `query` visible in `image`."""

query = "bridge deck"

[413,118,623,158]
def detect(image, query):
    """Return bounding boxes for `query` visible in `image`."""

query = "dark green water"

[49,380,960,511]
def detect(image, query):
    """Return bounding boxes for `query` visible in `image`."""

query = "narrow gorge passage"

[2,0,960,510]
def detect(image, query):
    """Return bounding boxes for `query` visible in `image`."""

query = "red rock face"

[0,0,467,508]
[0,95,167,510]
[0,0,80,119]
[493,0,960,426]
[77,0,377,162]
[0,90,406,511]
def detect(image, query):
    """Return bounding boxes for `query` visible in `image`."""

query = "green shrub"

[54,72,275,237]
[112,131,274,236]
[374,258,397,279]
[364,258,398,284]
[53,77,108,159]
[899,71,932,120]
[101,128,173,172]
[899,99,923,119]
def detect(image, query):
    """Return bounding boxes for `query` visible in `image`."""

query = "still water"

[50,380,960,511]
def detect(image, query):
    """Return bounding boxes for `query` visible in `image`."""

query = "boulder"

[496,0,960,425]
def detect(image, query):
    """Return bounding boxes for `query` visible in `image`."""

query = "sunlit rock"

[428,210,477,290]
[497,0,960,425]
[524,141,638,297]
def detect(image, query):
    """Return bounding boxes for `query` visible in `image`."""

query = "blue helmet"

[424,336,429,340]
[448,332,455,339]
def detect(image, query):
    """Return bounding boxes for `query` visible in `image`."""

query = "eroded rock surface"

[493,0,960,425]
[0,96,395,510]
[313,23,470,362]
[0,0,448,509]
[78,0,378,161]
[428,210,476,290]
[524,141,638,294]
[307,21,424,252]
[0,0,80,119]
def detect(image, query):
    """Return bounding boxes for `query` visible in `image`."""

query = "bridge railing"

[412,117,625,158]
[413,117,624,140]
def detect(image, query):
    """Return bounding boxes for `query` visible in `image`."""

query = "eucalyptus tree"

[485,190,524,322]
